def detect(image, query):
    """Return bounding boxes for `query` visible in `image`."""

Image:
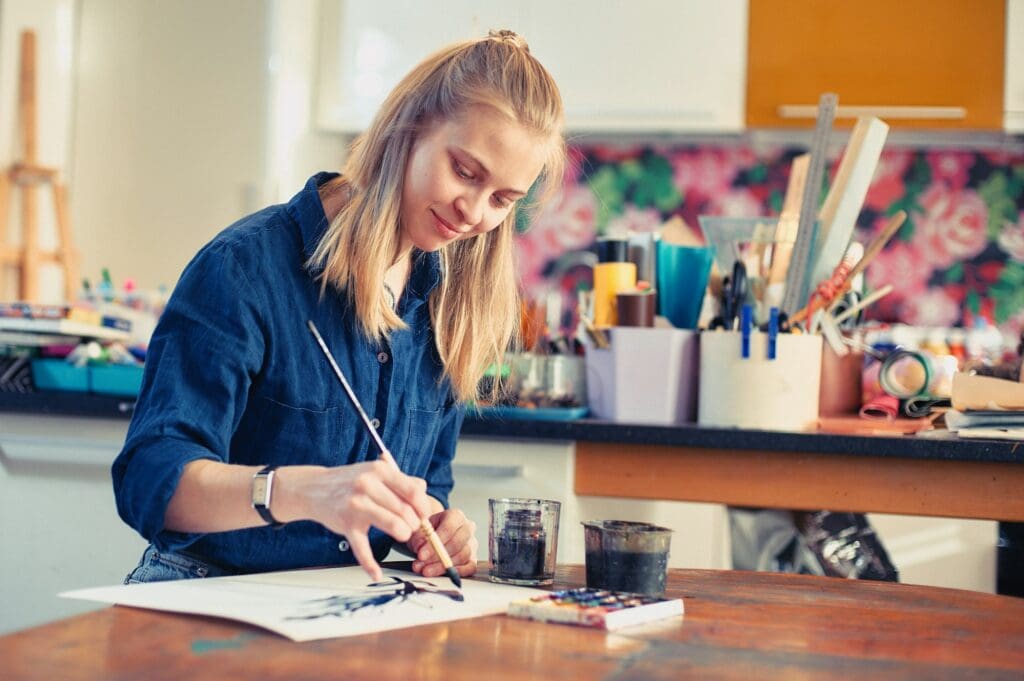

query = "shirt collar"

[288,172,443,302]
[287,172,338,262]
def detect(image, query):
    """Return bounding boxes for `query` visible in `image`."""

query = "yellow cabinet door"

[746,0,1005,130]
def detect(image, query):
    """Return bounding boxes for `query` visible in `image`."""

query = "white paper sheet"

[61,567,545,642]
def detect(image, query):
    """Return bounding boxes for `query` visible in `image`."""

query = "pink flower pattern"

[998,217,1024,263]
[514,143,1024,330]
[863,150,912,211]
[912,186,988,269]
[926,151,973,190]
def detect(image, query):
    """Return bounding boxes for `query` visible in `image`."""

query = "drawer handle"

[777,105,967,120]
[451,463,525,479]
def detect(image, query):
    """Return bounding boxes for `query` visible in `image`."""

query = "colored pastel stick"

[740,304,753,359]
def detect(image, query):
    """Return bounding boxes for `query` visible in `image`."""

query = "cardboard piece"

[951,373,1024,411]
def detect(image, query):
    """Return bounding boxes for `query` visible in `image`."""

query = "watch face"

[252,477,270,504]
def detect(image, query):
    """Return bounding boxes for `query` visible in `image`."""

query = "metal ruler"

[780,93,838,316]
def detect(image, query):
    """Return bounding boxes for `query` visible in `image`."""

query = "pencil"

[306,320,462,589]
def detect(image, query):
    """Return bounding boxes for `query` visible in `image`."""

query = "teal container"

[90,364,144,396]
[656,243,714,329]
[31,359,89,392]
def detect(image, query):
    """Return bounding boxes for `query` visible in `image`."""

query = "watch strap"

[252,465,284,529]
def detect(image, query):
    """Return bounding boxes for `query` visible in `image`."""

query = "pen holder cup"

[582,520,673,596]
[698,331,822,431]
[819,344,865,416]
[585,327,698,425]
[656,243,714,330]
[488,498,560,586]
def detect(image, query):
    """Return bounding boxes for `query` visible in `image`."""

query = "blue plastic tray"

[31,359,89,392]
[90,364,144,396]
[473,406,589,421]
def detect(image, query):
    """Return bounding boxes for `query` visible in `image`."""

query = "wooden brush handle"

[421,519,454,570]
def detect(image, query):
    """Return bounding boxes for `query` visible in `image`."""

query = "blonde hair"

[309,30,565,402]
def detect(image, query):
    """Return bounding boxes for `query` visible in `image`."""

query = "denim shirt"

[112,173,464,573]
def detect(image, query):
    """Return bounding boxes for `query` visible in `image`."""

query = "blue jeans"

[124,545,233,584]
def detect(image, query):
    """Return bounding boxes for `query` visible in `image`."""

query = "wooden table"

[3,565,1023,680]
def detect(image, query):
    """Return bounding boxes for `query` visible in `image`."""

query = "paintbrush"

[306,319,462,589]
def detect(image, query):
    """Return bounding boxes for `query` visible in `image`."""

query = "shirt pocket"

[249,396,362,467]
[397,407,444,478]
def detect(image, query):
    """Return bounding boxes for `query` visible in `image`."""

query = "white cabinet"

[0,415,146,635]
[1007,0,1024,133]
[448,437,730,569]
[316,0,747,133]
[524,0,747,133]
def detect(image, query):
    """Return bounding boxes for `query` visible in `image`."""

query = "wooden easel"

[0,30,79,303]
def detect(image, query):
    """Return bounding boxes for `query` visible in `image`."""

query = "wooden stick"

[767,153,809,285]
[830,284,894,326]
[0,172,10,300]
[840,210,907,287]
[52,182,79,301]
[19,31,37,164]
[20,184,38,302]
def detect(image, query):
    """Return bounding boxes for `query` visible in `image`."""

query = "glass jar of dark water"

[582,520,673,596]
[489,498,560,585]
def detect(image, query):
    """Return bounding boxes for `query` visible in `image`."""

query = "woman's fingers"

[417,512,473,562]
[378,461,432,519]
[412,509,478,577]
[347,530,383,583]
[355,468,423,540]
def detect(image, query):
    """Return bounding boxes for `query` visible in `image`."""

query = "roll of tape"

[878,350,930,399]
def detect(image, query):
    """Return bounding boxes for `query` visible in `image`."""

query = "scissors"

[709,260,747,330]
[830,290,863,329]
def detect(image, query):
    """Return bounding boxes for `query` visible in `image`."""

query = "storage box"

[698,331,821,431]
[586,327,698,425]
[31,358,89,393]
[89,364,144,396]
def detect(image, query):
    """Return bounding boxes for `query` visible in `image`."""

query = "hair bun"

[487,29,529,52]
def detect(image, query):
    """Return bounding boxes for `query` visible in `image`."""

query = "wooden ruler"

[780,93,837,316]
[809,116,889,290]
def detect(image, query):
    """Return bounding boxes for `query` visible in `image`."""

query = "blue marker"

[740,304,753,359]
[767,306,779,360]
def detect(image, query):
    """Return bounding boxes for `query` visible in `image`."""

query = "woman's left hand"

[408,507,478,578]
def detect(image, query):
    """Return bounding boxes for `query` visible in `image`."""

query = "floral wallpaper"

[516,143,1024,339]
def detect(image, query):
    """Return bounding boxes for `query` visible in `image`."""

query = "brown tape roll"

[616,291,656,327]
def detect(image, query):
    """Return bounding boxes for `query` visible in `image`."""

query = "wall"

[69,0,272,293]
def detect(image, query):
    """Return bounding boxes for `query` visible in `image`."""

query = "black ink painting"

[286,576,464,621]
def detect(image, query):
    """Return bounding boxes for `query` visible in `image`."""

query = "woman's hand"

[407,508,478,578]
[278,461,433,582]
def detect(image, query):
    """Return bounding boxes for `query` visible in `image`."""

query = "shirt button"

[370,418,381,429]
[377,351,389,363]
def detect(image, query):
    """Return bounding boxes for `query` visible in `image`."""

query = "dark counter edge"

[1,392,1021,464]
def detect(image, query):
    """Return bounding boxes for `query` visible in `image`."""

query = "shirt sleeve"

[424,403,465,509]
[111,244,267,552]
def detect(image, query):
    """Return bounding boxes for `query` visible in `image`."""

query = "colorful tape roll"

[878,350,931,399]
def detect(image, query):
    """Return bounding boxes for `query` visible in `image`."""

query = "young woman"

[113,30,565,584]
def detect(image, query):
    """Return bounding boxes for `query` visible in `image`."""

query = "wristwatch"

[251,465,284,528]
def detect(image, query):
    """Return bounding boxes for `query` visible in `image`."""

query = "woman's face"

[400,104,549,253]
